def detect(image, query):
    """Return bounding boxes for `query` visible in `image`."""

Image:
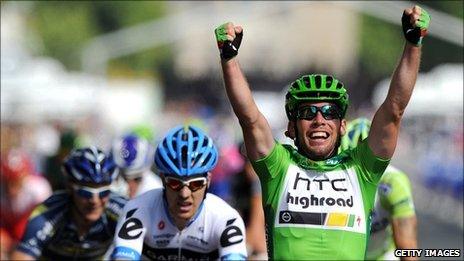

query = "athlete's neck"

[173,217,188,231]
[70,205,94,237]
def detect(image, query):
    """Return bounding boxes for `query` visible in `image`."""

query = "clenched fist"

[402,5,430,46]
[215,22,243,60]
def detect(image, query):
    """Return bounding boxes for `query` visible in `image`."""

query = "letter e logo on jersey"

[118,208,144,240]
[220,218,243,247]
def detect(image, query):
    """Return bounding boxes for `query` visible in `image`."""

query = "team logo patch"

[378,183,392,195]
[220,218,244,247]
[118,208,144,240]
[275,166,367,233]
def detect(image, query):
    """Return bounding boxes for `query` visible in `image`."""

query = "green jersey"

[251,140,390,260]
[366,166,415,260]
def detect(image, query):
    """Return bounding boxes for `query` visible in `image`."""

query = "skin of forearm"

[384,43,421,118]
[221,58,261,127]
[392,216,418,261]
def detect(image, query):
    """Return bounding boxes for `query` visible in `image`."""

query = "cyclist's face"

[291,102,346,160]
[164,174,209,229]
[70,183,111,223]
[123,175,143,199]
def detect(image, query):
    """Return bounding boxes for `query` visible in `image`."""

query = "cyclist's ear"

[206,172,211,188]
[286,121,296,140]
[340,119,347,136]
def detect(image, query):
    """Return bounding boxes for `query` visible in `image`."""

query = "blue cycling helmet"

[111,134,154,178]
[62,146,118,185]
[155,125,218,177]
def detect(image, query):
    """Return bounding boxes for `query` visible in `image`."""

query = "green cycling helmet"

[340,117,371,152]
[285,74,349,120]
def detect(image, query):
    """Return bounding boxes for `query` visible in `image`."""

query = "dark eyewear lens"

[297,105,341,120]
[124,176,143,183]
[165,177,207,192]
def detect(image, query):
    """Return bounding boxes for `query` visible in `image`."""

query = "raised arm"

[215,23,274,161]
[368,6,430,158]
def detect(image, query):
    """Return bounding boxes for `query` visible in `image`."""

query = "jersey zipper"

[177,230,182,259]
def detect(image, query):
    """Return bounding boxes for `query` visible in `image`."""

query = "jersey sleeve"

[251,142,291,206]
[216,211,248,260]
[351,139,390,184]
[111,200,148,260]
[379,170,415,218]
[251,142,290,181]
[15,203,54,258]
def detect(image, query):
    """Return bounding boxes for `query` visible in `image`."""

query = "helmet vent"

[203,153,212,167]
[326,76,333,88]
[295,91,341,99]
[181,146,188,168]
[315,75,322,89]
[302,76,310,88]
[291,81,300,90]
[336,82,344,89]
[296,92,319,98]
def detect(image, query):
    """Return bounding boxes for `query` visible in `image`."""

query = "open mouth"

[178,201,193,212]
[309,131,329,140]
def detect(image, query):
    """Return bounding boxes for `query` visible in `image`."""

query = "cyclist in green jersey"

[341,118,417,261]
[214,5,429,260]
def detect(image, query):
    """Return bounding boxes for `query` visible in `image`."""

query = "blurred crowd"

[0,99,269,259]
[1,97,462,259]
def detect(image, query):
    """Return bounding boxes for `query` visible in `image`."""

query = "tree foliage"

[27,1,168,74]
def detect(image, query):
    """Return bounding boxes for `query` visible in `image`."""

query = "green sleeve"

[351,139,390,185]
[251,142,291,206]
[379,169,415,218]
[251,142,290,181]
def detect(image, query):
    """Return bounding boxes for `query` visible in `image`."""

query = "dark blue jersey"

[16,191,127,260]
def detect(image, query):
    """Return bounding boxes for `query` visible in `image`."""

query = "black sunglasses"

[296,105,341,120]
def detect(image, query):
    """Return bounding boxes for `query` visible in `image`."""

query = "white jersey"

[111,188,247,260]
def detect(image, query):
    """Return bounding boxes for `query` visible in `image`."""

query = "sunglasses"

[123,176,143,183]
[72,185,111,199]
[164,176,207,192]
[296,105,341,120]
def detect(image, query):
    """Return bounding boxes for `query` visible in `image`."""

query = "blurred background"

[1,1,462,257]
